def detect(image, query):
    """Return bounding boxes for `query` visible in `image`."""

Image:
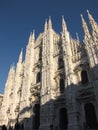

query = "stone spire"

[32,30,35,41]
[18,48,23,63]
[4,64,15,93]
[87,10,98,47]
[32,30,35,42]
[62,15,68,33]
[29,32,32,42]
[81,14,91,41]
[81,14,98,69]
[87,10,98,31]
[44,19,48,32]
[29,30,35,43]
[62,16,70,43]
[48,16,52,29]
[8,64,15,78]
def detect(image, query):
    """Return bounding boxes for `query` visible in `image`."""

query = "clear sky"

[0,0,98,94]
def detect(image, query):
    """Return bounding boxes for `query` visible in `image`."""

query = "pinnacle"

[18,49,23,63]
[80,14,83,19]
[87,9,89,14]
[48,16,52,29]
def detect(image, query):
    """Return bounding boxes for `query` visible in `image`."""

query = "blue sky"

[0,0,98,94]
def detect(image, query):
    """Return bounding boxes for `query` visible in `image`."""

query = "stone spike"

[29,30,35,43]
[80,14,90,38]
[62,15,68,32]
[32,29,35,41]
[18,48,23,63]
[48,16,52,29]
[87,10,98,29]
[44,19,48,31]
[87,10,97,25]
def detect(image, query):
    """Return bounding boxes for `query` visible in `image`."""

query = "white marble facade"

[1,11,98,130]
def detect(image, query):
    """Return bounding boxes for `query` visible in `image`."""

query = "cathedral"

[0,10,98,130]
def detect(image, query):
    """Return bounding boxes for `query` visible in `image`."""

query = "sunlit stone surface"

[1,11,98,130]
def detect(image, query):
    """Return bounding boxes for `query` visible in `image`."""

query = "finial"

[87,9,98,31]
[87,9,89,14]
[80,14,87,26]
[32,29,35,41]
[29,30,35,43]
[44,19,48,31]
[87,10,92,20]
[80,14,84,19]
[62,15,65,22]
[48,16,52,29]
[87,10,94,21]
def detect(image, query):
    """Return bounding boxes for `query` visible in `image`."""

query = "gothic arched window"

[36,72,41,83]
[81,70,89,85]
[60,78,65,93]
[58,57,64,69]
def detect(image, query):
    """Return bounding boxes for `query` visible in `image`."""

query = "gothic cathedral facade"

[0,11,98,130]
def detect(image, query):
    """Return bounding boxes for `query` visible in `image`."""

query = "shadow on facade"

[8,79,98,130]
[5,63,98,130]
